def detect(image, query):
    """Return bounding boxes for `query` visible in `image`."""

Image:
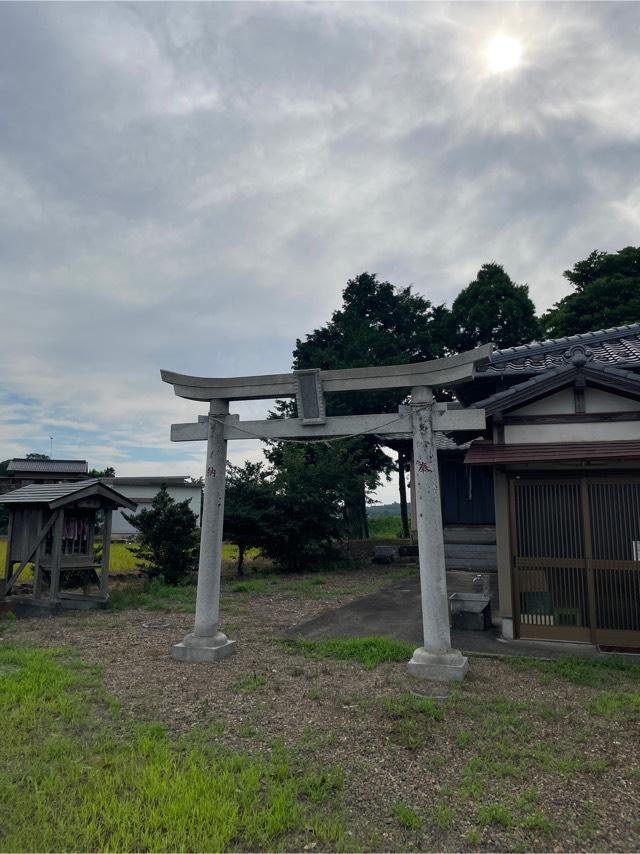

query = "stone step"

[444,525,496,545]
[444,543,497,557]
[392,543,497,571]
[446,556,497,571]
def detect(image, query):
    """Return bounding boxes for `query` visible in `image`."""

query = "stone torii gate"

[161,344,490,681]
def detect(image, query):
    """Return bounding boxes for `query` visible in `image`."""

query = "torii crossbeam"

[161,344,490,682]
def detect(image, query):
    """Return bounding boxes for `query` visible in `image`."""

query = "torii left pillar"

[407,386,468,681]
[172,399,236,662]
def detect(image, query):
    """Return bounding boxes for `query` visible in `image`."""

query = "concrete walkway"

[290,571,610,660]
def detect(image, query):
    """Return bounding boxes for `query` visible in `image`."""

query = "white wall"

[505,421,640,444]
[513,388,574,416]
[585,388,640,413]
[112,484,202,537]
[505,386,640,444]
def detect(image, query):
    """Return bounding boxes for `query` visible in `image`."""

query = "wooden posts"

[100,509,112,598]
[3,510,59,595]
[2,512,13,597]
[48,510,64,604]
[33,509,45,600]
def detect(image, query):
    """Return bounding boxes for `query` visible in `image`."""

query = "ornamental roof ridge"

[490,322,640,363]
[481,322,640,375]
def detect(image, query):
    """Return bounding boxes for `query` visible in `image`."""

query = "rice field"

[0,539,247,578]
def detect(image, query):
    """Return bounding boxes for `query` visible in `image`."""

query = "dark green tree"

[262,442,346,571]
[450,263,539,351]
[123,485,199,585]
[223,461,276,576]
[542,247,640,337]
[292,272,446,537]
[88,466,115,478]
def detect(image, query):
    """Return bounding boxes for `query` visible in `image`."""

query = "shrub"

[123,485,198,585]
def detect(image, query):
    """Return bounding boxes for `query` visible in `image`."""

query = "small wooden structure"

[1,480,136,611]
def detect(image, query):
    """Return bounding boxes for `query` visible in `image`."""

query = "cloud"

[0,2,638,493]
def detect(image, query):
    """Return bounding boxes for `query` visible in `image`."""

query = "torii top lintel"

[161,343,492,403]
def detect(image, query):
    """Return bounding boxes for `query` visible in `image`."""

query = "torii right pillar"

[407,385,469,682]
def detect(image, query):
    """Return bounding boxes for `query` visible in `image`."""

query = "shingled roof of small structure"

[478,322,640,374]
[0,479,136,511]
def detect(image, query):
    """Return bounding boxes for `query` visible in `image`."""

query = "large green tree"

[542,247,640,337]
[262,442,347,571]
[291,272,447,537]
[449,263,539,351]
[223,461,276,576]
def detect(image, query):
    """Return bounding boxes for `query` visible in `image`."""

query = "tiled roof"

[7,458,88,474]
[480,323,640,374]
[435,433,470,451]
[0,480,97,503]
[104,476,200,487]
[465,439,640,465]
[0,479,136,510]
[468,361,640,415]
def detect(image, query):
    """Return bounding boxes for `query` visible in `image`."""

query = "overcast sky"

[1,1,639,502]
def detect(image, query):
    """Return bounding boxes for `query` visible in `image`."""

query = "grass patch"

[587,691,640,720]
[455,727,471,748]
[233,672,268,694]
[301,768,345,802]
[282,636,414,670]
[110,578,197,612]
[477,803,513,828]
[432,801,455,831]
[231,577,280,595]
[393,801,422,830]
[521,809,556,832]
[368,516,404,539]
[466,828,481,845]
[229,574,362,600]
[384,693,446,751]
[384,693,445,721]
[237,723,261,739]
[507,654,640,687]
[0,643,347,852]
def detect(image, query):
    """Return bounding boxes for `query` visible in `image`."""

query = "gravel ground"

[4,567,640,853]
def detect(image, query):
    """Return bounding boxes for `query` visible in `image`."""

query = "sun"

[485,34,523,74]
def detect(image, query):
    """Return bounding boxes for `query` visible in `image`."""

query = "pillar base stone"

[172,630,236,663]
[500,617,515,640]
[407,646,469,682]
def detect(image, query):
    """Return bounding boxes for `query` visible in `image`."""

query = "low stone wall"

[343,528,497,572]
[341,538,410,563]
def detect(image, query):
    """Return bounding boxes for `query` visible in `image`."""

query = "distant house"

[0,458,88,494]
[104,476,203,538]
[450,322,640,648]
